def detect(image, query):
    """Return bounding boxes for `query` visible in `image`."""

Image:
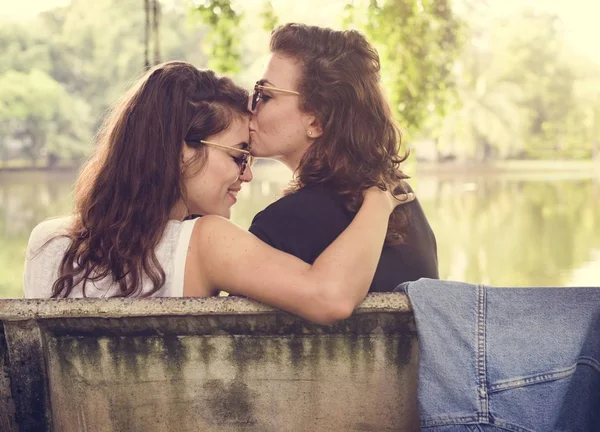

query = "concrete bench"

[0,293,418,431]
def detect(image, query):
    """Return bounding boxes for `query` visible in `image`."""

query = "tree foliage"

[192,0,465,134]
[344,0,465,132]
[0,0,206,165]
[190,0,242,75]
[260,0,279,33]
[0,0,598,164]
[432,6,600,160]
[0,69,92,163]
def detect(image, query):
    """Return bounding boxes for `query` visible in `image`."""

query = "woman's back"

[250,184,438,292]
[24,217,196,298]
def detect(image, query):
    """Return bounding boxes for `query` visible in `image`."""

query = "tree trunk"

[144,0,150,70]
[152,0,160,66]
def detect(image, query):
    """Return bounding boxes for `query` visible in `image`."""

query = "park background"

[0,0,599,297]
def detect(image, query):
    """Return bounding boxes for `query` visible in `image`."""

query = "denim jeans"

[396,279,600,432]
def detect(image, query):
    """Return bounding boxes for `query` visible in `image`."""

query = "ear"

[301,112,323,139]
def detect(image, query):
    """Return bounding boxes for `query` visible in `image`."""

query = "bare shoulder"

[189,214,295,272]
[186,214,285,296]
[191,214,245,238]
[188,215,255,257]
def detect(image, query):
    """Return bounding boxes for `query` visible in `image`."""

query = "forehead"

[263,53,302,90]
[209,115,249,145]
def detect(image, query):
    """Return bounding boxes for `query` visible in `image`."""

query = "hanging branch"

[261,0,278,32]
[152,0,160,66]
[143,0,161,69]
[144,0,150,69]
[190,0,242,75]
[345,0,465,131]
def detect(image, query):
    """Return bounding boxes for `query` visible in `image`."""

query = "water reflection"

[0,164,598,298]
[417,174,600,287]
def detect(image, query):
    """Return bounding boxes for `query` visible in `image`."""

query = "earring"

[308,131,312,136]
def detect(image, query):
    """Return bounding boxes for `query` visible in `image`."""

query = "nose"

[240,164,254,183]
[247,94,255,114]
[248,111,256,131]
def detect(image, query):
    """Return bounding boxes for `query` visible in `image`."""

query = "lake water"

[1,162,599,298]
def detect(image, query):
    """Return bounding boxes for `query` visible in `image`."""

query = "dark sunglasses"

[251,82,300,111]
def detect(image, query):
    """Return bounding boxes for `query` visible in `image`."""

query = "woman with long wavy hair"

[23,61,413,325]
[248,23,439,292]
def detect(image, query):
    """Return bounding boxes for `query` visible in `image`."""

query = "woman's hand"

[364,185,416,214]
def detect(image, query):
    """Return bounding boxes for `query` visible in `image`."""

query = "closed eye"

[233,154,255,167]
[232,154,249,166]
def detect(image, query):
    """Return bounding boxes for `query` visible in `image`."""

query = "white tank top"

[23,216,197,298]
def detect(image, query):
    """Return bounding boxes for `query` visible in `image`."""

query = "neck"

[279,144,309,172]
[169,200,189,221]
[278,157,301,172]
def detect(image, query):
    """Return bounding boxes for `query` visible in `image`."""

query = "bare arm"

[189,189,413,325]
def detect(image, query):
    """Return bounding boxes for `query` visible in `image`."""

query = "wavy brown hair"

[270,23,410,245]
[50,61,248,298]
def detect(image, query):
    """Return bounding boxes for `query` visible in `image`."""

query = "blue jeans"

[396,279,600,432]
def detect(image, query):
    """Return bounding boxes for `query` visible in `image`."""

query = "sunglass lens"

[252,88,261,111]
[239,154,255,176]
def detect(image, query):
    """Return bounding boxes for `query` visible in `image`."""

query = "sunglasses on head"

[251,81,300,111]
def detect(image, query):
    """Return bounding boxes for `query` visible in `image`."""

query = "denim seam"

[578,356,600,373]
[421,416,535,432]
[490,417,537,432]
[489,355,600,393]
[421,415,486,428]
[476,284,489,422]
[489,364,577,393]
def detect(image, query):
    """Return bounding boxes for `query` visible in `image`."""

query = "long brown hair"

[51,61,248,298]
[270,23,410,245]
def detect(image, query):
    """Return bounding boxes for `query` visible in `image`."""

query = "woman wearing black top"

[248,23,439,292]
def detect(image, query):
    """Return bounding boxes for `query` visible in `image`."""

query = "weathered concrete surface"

[0,293,418,432]
[0,322,18,432]
[3,320,51,431]
[0,293,412,320]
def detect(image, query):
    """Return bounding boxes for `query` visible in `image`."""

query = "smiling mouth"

[227,189,240,202]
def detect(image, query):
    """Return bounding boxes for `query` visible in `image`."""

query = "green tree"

[0,70,92,164]
[344,0,465,133]
[261,0,279,32]
[427,5,598,161]
[1,0,210,166]
[434,24,524,160]
[567,55,600,159]
[0,21,52,74]
[190,0,243,75]
[38,0,207,125]
[191,0,464,133]
[498,10,577,158]
[437,72,524,160]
